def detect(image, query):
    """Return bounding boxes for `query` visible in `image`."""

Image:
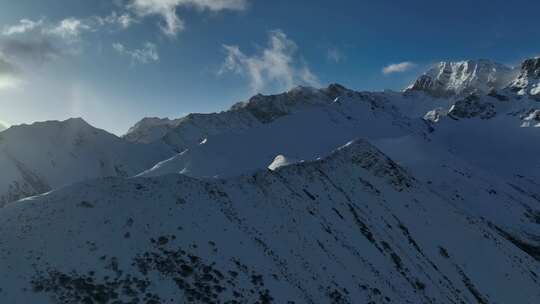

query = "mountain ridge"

[2,137,539,303]
[2,55,540,303]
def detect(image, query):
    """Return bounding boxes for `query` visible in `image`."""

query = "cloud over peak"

[128,0,248,37]
[220,30,319,93]
[382,61,416,74]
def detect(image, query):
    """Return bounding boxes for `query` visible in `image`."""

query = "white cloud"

[113,42,159,64]
[128,0,248,37]
[47,18,93,40]
[96,12,135,29]
[2,14,134,42]
[2,19,43,36]
[327,47,343,63]
[382,61,416,74]
[220,30,319,93]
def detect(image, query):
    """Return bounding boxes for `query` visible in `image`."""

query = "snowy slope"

[132,80,540,265]
[124,85,355,152]
[2,56,540,303]
[1,140,539,303]
[138,87,427,178]
[374,89,540,259]
[406,60,517,97]
[0,118,174,205]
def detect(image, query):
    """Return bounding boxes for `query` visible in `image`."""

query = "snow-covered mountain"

[133,80,540,265]
[124,117,184,144]
[0,122,7,132]
[406,59,517,97]
[2,56,540,303]
[510,56,540,98]
[2,140,539,303]
[0,118,174,205]
[124,85,356,153]
[137,86,425,178]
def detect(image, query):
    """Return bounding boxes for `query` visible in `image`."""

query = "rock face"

[2,140,539,303]
[510,57,540,97]
[447,94,497,120]
[521,109,540,127]
[407,60,517,97]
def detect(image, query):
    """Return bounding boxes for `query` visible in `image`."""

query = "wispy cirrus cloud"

[127,0,248,37]
[382,61,417,74]
[46,18,93,40]
[1,19,44,36]
[327,47,343,63]
[220,29,319,93]
[113,42,159,64]
[2,13,135,41]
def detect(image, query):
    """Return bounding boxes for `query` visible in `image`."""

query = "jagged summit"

[407,59,517,97]
[510,56,540,97]
[231,84,352,109]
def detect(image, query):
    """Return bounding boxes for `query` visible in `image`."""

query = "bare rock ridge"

[511,56,540,97]
[406,59,517,97]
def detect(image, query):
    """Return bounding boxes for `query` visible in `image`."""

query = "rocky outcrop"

[447,94,497,120]
[407,60,517,97]
[510,57,540,98]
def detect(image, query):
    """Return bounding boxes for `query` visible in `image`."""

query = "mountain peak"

[510,56,540,97]
[407,59,517,97]
[3,117,94,135]
[124,117,182,143]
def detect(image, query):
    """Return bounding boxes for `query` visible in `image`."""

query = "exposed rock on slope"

[137,86,424,179]
[1,140,539,303]
[407,60,517,97]
[124,84,355,152]
[510,57,540,98]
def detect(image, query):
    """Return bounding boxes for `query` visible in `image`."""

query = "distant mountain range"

[1,56,540,303]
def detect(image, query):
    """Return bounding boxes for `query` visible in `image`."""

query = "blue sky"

[1,0,540,134]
